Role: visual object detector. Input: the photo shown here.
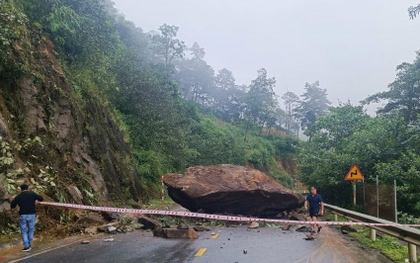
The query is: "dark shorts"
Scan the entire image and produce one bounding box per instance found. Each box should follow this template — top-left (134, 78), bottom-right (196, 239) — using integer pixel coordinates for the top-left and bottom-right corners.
top-left (309, 210), bottom-right (319, 218)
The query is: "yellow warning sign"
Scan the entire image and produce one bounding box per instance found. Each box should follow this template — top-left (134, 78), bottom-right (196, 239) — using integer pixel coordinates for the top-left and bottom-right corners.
top-left (344, 165), bottom-right (364, 181)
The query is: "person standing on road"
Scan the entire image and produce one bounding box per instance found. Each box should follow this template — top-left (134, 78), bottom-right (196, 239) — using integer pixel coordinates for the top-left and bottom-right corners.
top-left (10, 184), bottom-right (44, 252)
top-left (304, 186), bottom-right (324, 234)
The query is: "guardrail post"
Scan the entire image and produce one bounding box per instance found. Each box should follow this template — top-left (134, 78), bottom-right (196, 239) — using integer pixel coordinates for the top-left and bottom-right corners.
top-left (408, 243), bottom-right (417, 263)
top-left (324, 203), bottom-right (420, 260)
top-left (370, 229), bottom-right (376, 241)
top-left (334, 214), bottom-right (338, 222)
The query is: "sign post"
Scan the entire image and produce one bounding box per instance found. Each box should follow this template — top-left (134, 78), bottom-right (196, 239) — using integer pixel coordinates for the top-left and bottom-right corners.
top-left (353, 182), bottom-right (356, 206)
top-left (394, 179), bottom-right (398, 223)
top-left (345, 165), bottom-right (364, 206)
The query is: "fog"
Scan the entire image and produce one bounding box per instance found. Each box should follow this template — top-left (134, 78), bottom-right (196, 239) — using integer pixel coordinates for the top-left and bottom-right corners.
top-left (111, 0), bottom-right (420, 112)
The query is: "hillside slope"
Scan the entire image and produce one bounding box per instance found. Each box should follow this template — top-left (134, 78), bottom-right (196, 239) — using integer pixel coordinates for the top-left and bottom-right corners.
top-left (0, 1), bottom-right (142, 218)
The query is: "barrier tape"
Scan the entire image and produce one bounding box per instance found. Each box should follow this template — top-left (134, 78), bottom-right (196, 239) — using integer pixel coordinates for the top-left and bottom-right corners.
top-left (39, 201), bottom-right (420, 228)
top-left (161, 176), bottom-right (165, 205)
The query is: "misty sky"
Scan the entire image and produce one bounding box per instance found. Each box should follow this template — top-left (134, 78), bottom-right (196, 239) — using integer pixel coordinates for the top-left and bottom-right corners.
top-left (111, 0), bottom-right (420, 113)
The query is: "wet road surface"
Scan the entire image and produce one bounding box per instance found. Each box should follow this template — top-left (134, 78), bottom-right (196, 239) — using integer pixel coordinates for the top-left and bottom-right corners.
top-left (1, 225), bottom-right (392, 263)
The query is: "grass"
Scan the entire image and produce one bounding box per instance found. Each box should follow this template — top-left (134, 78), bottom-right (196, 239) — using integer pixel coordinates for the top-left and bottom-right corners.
top-left (0, 232), bottom-right (20, 244)
top-left (349, 227), bottom-right (410, 263)
top-left (143, 198), bottom-right (175, 209)
top-left (325, 212), bottom-right (418, 263)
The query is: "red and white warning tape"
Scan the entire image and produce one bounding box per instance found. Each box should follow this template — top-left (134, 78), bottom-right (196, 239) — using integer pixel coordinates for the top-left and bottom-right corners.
top-left (39, 201), bottom-right (420, 228)
top-left (161, 176), bottom-right (165, 205)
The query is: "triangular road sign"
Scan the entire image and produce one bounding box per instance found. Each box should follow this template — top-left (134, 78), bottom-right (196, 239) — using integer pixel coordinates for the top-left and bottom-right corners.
top-left (344, 165), bottom-right (364, 181)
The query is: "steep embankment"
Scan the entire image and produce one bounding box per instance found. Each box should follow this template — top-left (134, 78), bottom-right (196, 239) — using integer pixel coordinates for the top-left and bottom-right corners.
top-left (0, 1), bottom-right (142, 229)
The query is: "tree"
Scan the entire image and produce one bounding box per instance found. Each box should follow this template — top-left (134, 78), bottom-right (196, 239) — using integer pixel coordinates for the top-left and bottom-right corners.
top-left (190, 42), bottom-right (205, 60)
top-left (212, 68), bottom-right (245, 121)
top-left (299, 106), bottom-right (420, 208)
top-left (243, 68), bottom-right (278, 141)
top-left (150, 24), bottom-right (186, 69)
top-left (299, 104), bottom-right (370, 206)
top-left (282, 91), bottom-right (300, 136)
top-left (375, 151), bottom-right (420, 216)
top-left (345, 112), bottom-right (418, 176)
top-left (363, 53), bottom-right (420, 123)
top-left (408, 4), bottom-right (420, 19)
top-left (102, 0), bottom-right (118, 17)
top-left (115, 17), bottom-right (151, 65)
top-left (312, 103), bottom-right (370, 149)
top-left (294, 81), bottom-right (331, 140)
top-left (174, 43), bottom-right (214, 104)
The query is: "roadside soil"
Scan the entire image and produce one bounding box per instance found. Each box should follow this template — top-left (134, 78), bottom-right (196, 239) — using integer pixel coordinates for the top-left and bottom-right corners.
top-left (303, 226), bottom-right (393, 263)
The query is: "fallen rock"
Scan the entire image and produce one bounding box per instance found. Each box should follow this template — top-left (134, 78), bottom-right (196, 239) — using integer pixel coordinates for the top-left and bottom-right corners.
top-left (341, 225), bottom-right (357, 233)
top-left (152, 227), bottom-right (164, 237)
top-left (295, 225), bottom-right (312, 232)
top-left (101, 211), bottom-right (119, 222)
top-left (163, 165), bottom-right (305, 218)
top-left (177, 222), bottom-right (189, 230)
top-left (67, 185), bottom-right (83, 204)
top-left (193, 226), bottom-right (211, 232)
top-left (124, 226), bottom-right (134, 232)
top-left (84, 226), bottom-right (98, 235)
top-left (248, 222), bottom-right (259, 229)
top-left (119, 214), bottom-right (138, 225)
top-left (97, 222), bottom-right (119, 233)
top-left (290, 212), bottom-right (308, 221)
top-left (136, 214), bottom-right (164, 237)
top-left (107, 226), bottom-right (117, 234)
top-left (138, 214), bottom-right (162, 230)
top-left (282, 224), bottom-right (292, 231)
top-left (275, 211), bottom-right (289, 219)
top-left (162, 228), bottom-right (198, 239)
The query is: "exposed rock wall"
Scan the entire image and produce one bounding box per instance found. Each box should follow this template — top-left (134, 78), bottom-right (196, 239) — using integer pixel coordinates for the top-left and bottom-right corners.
top-left (0, 23), bottom-right (142, 211)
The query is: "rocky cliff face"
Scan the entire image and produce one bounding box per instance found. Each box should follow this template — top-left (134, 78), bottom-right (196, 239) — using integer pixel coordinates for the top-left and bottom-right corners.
top-left (0, 18), bottom-right (143, 216)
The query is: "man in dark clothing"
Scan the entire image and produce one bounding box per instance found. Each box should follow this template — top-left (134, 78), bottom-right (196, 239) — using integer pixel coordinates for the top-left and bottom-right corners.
top-left (10, 184), bottom-right (44, 252)
top-left (304, 186), bottom-right (324, 234)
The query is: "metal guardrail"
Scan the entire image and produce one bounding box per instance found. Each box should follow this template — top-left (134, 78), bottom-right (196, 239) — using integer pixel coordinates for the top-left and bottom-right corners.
top-left (325, 203), bottom-right (420, 246)
top-left (325, 203), bottom-right (420, 262)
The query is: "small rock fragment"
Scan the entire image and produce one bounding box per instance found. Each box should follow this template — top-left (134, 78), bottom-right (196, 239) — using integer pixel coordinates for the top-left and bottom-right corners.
top-left (84, 227), bottom-right (97, 235)
top-left (282, 224), bottom-right (292, 231)
top-left (108, 226), bottom-right (117, 233)
top-left (295, 226), bottom-right (311, 232)
top-left (193, 226), bottom-right (210, 232)
top-left (248, 222), bottom-right (259, 229)
top-left (341, 225), bottom-right (357, 232)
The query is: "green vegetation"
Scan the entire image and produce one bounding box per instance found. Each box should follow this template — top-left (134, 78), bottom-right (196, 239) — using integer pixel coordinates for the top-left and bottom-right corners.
top-left (350, 227), bottom-right (412, 263)
top-left (324, 213), bottom-right (417, 263)
top-left (0, 0), bottom-right (301, 219)
top-left (3, 0), bottom-right (420, 245)
top-left (298, 52), bottom-right (420, 215)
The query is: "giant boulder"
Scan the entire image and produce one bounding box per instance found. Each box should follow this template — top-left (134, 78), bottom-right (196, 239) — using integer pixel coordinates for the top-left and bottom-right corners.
top-left (163, 164), bottom-right (305, 218)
